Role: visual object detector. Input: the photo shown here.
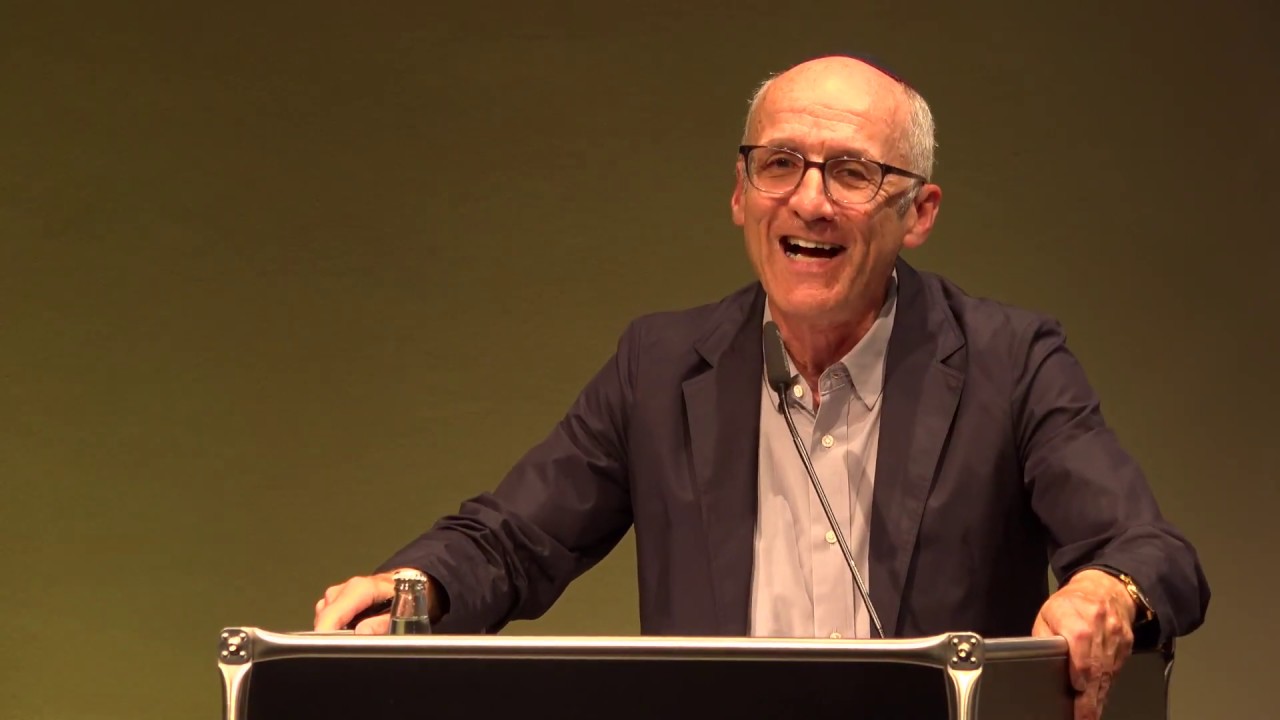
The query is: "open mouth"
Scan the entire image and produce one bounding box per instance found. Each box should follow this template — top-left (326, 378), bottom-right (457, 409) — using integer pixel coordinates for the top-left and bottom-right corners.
top-left (780, 237), bottom-right (845, 260)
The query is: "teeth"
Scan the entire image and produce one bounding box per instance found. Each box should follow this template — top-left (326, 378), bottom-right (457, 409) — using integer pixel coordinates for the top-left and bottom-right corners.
top-left (786, 237), bottom-right (841, 250)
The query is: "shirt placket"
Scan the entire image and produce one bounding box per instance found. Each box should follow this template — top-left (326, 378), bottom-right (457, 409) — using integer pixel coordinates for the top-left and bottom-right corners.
top-left (808, 368), bottom-right (854, 639)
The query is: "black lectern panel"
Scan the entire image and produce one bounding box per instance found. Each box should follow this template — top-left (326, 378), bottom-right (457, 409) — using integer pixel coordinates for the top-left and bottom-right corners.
top-left (246, 655), bottom-right (948, 719)
top-left (972, 656), bottom-right (1075, 720)
top-left (219, 629), bottom-right (1173, 720)
top-left (978, 646), bottom-right (1169, 720)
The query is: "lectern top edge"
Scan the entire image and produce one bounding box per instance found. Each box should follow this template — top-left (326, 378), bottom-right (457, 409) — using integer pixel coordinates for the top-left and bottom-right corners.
top-left (220, 626), bottom-right (1066, 668)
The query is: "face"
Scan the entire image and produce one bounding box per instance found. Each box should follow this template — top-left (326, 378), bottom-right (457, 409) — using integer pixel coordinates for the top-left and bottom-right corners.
top-left (731, 58), bottom-right (940, 326)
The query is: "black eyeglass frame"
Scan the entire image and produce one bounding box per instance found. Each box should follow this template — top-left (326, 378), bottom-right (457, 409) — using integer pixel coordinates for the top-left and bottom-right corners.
top-left (737, 144), bottom-right (929, 205)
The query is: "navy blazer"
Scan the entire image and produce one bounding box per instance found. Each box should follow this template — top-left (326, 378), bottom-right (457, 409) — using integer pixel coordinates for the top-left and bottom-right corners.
top-left (381, 259), bottom-right (1209, 643)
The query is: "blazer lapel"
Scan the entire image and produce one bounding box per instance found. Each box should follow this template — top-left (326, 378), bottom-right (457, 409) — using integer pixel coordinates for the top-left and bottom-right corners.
top-left (683, 285), bottom-right (765, 635)
top-left (870, 260), bottom-right (965, 636)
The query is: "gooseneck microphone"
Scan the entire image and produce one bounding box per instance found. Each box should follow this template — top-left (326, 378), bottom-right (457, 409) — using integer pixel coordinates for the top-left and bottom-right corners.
top-left (763, 321), bottom-right (885, 639)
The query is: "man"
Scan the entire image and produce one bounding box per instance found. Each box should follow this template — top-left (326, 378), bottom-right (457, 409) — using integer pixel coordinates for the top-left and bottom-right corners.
top-left (315, 56), bottom-right (1209, 720)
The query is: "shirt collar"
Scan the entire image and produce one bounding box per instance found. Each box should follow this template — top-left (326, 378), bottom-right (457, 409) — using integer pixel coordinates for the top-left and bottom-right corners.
top-left (762, 270), bottom-right (898, 411)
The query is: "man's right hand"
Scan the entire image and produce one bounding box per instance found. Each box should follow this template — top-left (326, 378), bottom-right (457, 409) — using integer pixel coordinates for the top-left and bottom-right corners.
top-left (313, 571), bottom-right (403, 634)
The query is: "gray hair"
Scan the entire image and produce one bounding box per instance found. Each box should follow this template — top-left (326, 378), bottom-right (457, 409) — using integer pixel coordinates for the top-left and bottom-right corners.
top-left (742, 73), bottom-right (937, 215)
top-left (895, 85), bottom-right (935, 214)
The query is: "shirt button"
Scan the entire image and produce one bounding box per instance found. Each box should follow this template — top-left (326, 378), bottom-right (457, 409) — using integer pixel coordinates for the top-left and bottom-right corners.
top-left (830, 632), bottom-right (842, 639)
top-left (792, 384), bottom-right (804, 399)
top-left (821, 434), bottom-right (834, 448)
top-left (824, 530), bottom-right (837, 544)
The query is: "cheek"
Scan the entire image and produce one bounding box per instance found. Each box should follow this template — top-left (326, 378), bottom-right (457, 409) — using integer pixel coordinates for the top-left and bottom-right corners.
top-left (742, 196), bottom-right (778, 235)
top-left (849, 210), bottom-right (902, 251)
top-left (743, 224), bottom-right (768, 263)
top-left (746, 216), bottom-right (776, 258)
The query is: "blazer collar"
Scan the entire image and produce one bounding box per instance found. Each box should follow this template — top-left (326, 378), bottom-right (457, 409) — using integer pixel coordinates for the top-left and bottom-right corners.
top-left (692, 283), bottom-right (766, 368)
top-left (869, 257), bottom-right (966, 636)
top-left (684, 283), bottom-right (766, 635)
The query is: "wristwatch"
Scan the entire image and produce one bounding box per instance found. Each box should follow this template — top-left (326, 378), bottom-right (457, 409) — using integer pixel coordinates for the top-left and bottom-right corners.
top-left (1115, 572), bottom-right (1156, 625)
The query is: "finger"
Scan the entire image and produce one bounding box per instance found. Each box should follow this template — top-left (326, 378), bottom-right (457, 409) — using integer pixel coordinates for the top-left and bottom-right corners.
top-left (1034, 596), bottom-right (1090, 695)
top-left (1118, 621), bottom-right (1134, 663)
top-left (1111, 599), bottom-right (1135, 667)
top-left (355, 614), bottom-right (391, 635)
top-left (1082, 601), bottom-right (1108, 720)
top-left (313, 582), bottom-right (350, 623)
top-left (1096, 598), bottom-right (1132, 716)
top-left (1062, 602), bottom-right (1095, 694)
top-left (1102, 591), bottom-right (1129, 656)
top-left (1075, 688), bottom-right (1099, 720)
top-left (313, 593), bottom-right (335, 625)
top-left (1031, 612), bottom-right (1052, 638)
top-left (314, 577), bottom-right (384, 631)
top-left (1091, 597), bottom-right (1127, 676)
top-left (324, 581), bottom-right (352, 606)
top-left (314, 595), bottom-right (358, 631)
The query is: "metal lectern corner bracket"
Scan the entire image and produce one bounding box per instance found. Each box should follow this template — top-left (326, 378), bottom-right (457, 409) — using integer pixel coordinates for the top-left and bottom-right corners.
top-left (219, 628), bottom-right (252, 665)
top-left (948, 632), bottom-right (984, 669)
top-left (943, 633), bottom-right (984, 720)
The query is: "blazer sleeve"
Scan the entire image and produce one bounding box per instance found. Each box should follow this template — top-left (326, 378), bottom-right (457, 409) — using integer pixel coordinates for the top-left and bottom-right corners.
top-left (1013, 317), bottom-right (1210, 644)
top-left (375, 321), bottom-right (641, 633)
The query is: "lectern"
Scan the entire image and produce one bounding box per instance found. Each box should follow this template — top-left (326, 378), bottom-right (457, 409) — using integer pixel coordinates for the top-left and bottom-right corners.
top-left (217, 628), bottom-right (1172, 719)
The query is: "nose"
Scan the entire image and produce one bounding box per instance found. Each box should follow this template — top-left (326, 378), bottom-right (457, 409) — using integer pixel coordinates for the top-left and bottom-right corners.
top-left (787, 166), bottom-right (835, 222)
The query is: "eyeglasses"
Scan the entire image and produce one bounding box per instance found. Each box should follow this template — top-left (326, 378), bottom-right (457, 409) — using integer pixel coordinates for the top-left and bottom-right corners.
top-left (738, 145), bottom-right (928, 206)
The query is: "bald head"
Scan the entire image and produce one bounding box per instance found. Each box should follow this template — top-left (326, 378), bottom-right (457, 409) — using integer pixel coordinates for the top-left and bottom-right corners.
top-left (742, 56), bottom-right (935, 181)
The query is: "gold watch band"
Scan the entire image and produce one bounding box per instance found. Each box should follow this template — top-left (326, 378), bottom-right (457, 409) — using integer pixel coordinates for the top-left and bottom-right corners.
top-left (1117, 572), bottom-right (1156, 624)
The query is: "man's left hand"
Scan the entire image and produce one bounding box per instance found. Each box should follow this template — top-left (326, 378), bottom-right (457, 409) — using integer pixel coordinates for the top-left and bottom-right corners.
top-left (1032, 568), bottom-right (1136, 720)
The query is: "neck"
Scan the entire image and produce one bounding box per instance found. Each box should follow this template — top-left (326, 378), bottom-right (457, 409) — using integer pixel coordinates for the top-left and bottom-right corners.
top-left (770, 281), bottom-right (889, 394)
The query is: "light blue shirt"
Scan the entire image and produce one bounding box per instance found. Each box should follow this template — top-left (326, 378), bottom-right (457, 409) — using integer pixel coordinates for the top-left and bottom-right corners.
top-left (749, 277), bottom-right (898, 639)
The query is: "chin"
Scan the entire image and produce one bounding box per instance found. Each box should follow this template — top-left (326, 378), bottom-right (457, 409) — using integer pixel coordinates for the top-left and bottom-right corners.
top-left (771, 290), bottom-right (849, 323)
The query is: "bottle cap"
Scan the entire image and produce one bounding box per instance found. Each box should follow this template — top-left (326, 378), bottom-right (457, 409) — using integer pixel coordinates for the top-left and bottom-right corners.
top-left (392, 569), bottom-right (428, 585)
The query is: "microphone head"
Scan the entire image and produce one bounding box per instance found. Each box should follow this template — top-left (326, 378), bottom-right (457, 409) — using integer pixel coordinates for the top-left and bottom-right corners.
top-left (762, 321), bottom-right (793, 393)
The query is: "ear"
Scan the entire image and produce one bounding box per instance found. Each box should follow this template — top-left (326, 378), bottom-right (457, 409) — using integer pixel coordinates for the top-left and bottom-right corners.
top-left (901, 183), bottom-right (942, 250)
top-left (731, 161), bottom-right (746, 227)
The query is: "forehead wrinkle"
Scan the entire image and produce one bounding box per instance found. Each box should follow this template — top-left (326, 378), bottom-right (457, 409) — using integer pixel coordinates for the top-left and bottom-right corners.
top-left (797, 102), bottom-right (871, 125)
top-left (758, 109), bottom-right (882, 160)
top-left (753, 108), bottom-right (870, 140)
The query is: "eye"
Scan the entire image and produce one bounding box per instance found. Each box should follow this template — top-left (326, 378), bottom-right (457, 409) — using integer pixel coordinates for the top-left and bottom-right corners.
top-left (755, 150), bottom-right (802, 175)
top-left (828, 159), bottom-right (876, 186)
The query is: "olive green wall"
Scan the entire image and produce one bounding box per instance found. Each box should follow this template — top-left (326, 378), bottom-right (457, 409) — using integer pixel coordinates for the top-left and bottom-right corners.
top-left (1, 2), bottom-right (1274, 718)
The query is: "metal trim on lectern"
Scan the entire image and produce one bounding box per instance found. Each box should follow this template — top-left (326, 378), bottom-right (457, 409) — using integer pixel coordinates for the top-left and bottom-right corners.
top-left (217, 628), bottom-right (1173, 719)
